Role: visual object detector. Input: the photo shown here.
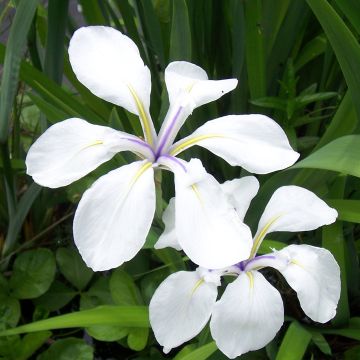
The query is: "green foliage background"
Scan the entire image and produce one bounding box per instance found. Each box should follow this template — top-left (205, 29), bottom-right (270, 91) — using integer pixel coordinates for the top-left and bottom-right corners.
top-left (0, 0), bottom-right (360, 358)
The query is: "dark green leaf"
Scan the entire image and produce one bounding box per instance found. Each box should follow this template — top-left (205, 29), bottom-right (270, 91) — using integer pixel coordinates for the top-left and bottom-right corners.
top-left (56, 247), bottom-right (93, 290)
top-left (37, 337), bottom-right (93, 360)
top-left (9, 249), bottom-right (56, 299)
top-left (169, 0), bottom-right (191, 61)
top-left (307, 0), bottom-right (360, 120)
top-left (34, 281), bottom-right (77, 312)
top-left (276, 321), bottom-right (312, 360)
top-left (0, 0), bottom-right (39, 143)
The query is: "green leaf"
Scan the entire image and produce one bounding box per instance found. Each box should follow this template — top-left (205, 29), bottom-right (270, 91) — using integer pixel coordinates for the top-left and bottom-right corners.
top-left (34, 281), bottom-right (77, 312)
top-left (110, 269), bottom-right (143, 306)
top-left (0, 0), bottom-right (39, 143)
top-left (334, 0), bottom-right (360, 36)
top-left (109, 269), bottom-right (149, 350)
top-left (0, 44), bottom-right (106, 125)
top-left (306, 0), bottom-right (360, 121)
top-left (174, 342), bottom-right (217, 360)
top-left (0, 296), bottom-right (20, 329)
top-left (0, 305), bottom-right (149, 336)
top-left (85, 324), bottom-right (128, 342)
top-left (276, 321), bottom-right (312, 360)
top-left (44, 0), bottom-right (69, 84)
top-left (327, 200), bottom-right (360, 223)
top-left (3, 182), bottom-right (41, 256)
top-left (244, 0), bottom-right (266, 99)
top-left (311, 332), bottom-right (332, 356)
top-left (80, 277), bottom-right (128, 342)
top-left (169, 0), bottom-right (191, 61)
top-left (17, 331), bottom-right (51, 360)
top-left (292, 135), bottom-right (360, 177)
top-left (258, 239), bottom-right (286, 255)
top-left (321, 317), bottom-right (360, 340)
top-left (294, 35), bottom-right (327, 71)
top-left (9, 249), bottom-right (56, 299)
top-left (127, 327), bottom-right (149, 351)
top-left (315, 91), bottom-right (357, 150)
top-left (56, 247), bottom-right (93, 290)
top-left (37, 338), bottom-right (93, 360)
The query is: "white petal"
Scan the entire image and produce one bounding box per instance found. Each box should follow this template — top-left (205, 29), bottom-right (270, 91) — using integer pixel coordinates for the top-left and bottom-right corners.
top-left (26, 118), bottom-right (151, 188)
top-left (255, 186), bottom-right (338, 240)
top-left (154, 198), bottom-right (182, 251)
top-left (155, 62), bottom-right (237, 156)
top-left (221, 176), bottom-right (259, 221)
top-left (273, 244), bottom-right (340, 323)
top-left (173, 159), bottom-right (253, 269)
top-left (170, 114), bottom-right (299, 174)
top-left (69, 26), bottom-right (156, 144)
top-left (210, 271), bottom-right (284, 359)
top-left (149, 270), bottom-right (218, 352)
top-left (69, 26), bottom-right (151, 116)
top-left (165, 61), bottom-right (237, 109)
top-left (73, 160), bottom-right (155, 271)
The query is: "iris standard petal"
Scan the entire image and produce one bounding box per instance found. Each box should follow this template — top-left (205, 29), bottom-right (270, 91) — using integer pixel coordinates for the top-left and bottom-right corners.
top-left (26, 118), bottom-right (151, 188)
top-left (73, 160), bottom-right (155, 271)
top-left (220, 176), bottom-right (260, 221)
top-left (154, 198), bottom-right (182, 250)
top-left (165, 61), bottom-right (237, 109)
top-left (210, 271), bottom-right (284, 359)
top-left (149, 270), bottom-right (218, 353)
top-left (172, 159), bottom-right (253, 269)
top-left (255, 185), bottom-right (338, 240)
top-left (273, 244), bottom-right (340, 323)
top-left (69, 26), bottom-right (156, 145)
top-left (155, 62), bottom-right (237, 156)
top-left (170, 114), bottom-right (299, 173)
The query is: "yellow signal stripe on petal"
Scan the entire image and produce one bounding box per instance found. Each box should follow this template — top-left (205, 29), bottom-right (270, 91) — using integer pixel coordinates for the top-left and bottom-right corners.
top-left (191, 278), bottom-right (204, 296)
top-left (246, 272), bottom-right (254, 290)
top-left (81, 140), bottom-right (104, 151)
top-left (191, 184), bottom-right (203, 204)
top-left (128, 85), bottom-right (154, 146)
top-left (250, 215), bottom-right (283, 259)
top-left (170, 134), bottom-right (224, 156)
top-left (290, 259), bottom-right (306, 270)
top-left (129, 161), bottom-right (153, 188)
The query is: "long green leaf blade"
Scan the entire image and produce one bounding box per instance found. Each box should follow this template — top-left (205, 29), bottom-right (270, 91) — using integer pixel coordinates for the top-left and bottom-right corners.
top-left (0, 0), bottom-right (39, 143)
top-left (0, 305), bottom-right (149, 336)
top-left (307, 0), bottom-right (360, 120)
top-left (276, 321), bottom-right (312, 360)
top-left (292, 135), bottom-right (360, 177)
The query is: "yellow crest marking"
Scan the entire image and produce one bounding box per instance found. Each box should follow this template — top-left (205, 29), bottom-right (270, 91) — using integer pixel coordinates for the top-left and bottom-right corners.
top-left (191, 278), bottom-right (205, 296)
top-left (250, 214), bottom-right (283, 258)
top-left (80, 140), bottom-right (103, 151)
top-left (128, 85), bottom-right (154, 146)
top-left (170, 134), bottom-right (224, 156)
top-left (246, 272), bottom-right (254, 290)
top-left (129, 161), bottom-right (153, 188)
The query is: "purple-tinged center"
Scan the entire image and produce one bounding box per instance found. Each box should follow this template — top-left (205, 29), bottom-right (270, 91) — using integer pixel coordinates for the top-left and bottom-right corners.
top-left (235, 255), bottom-right (277, 272)
top-left (155, 106), bottom-right (183, 158)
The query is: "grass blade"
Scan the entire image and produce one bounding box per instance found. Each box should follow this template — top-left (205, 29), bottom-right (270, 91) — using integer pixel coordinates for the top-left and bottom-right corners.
top-left (292, 135), bottom-right (360, 177)
top-left (307, 0), bottom-right (360, 121)
top-left (0, 0), bottom-right (39, 143)
top-left (0, 305), bottom-right (149, 336)
top-left (169, 0), bottom-right (191, 61)
top-left (276, 321), bottom-right (312, 360)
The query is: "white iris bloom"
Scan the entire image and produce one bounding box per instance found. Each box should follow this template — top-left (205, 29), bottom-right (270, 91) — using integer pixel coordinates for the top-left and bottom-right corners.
top-left (26, 26), bottom-right (299, 271)
top-left (151, 179), bottom-right (340, 358)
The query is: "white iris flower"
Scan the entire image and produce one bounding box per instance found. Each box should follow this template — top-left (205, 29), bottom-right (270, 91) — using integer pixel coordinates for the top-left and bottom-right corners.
top-left (151, 178), bottom-right (340, 358)
top-left (26, 26), bottom-right (299, 271)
